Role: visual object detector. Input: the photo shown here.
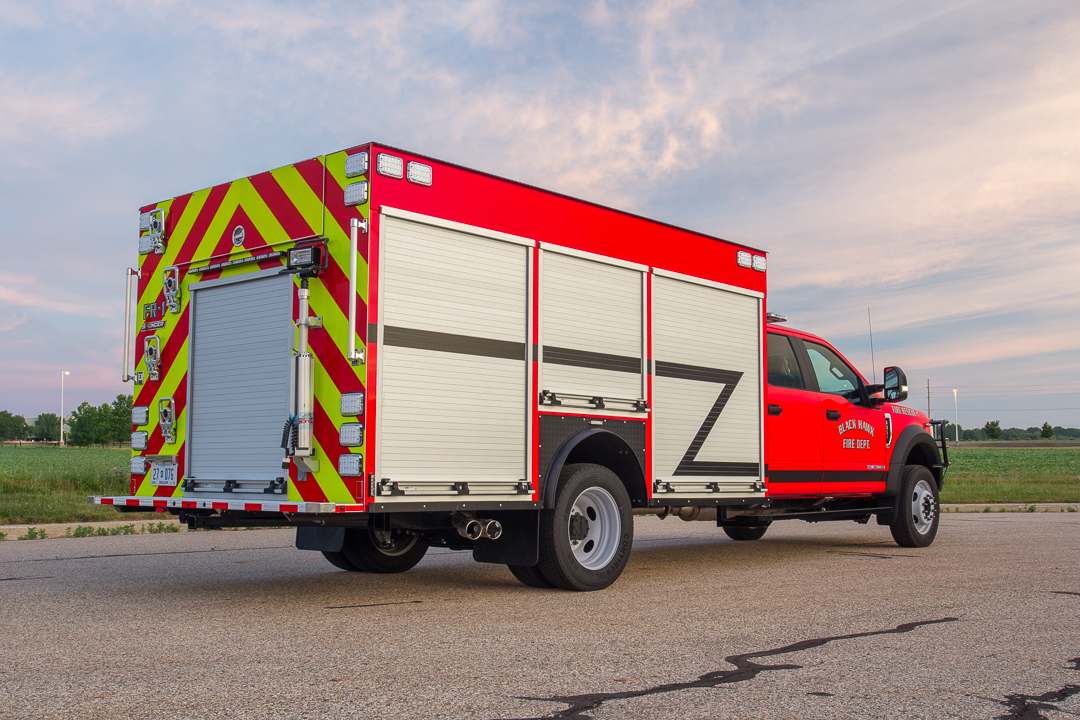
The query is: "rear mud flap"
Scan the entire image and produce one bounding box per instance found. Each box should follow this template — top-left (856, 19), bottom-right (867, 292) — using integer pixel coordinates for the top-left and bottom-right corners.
top-left (296, 526), bottom-right (345, 552)
top-left (473, 510), bottom-right (539, 566)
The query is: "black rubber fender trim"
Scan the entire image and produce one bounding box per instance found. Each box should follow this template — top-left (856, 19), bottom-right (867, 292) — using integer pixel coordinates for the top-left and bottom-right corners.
top-left (541, 429), bottom-right (608, 509)
top-left (882, 425), bottom-right (942, 497)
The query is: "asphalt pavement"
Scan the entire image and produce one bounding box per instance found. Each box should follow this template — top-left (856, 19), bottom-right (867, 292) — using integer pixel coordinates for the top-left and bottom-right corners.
top-left (1, 513), bottom-right (1078, 719)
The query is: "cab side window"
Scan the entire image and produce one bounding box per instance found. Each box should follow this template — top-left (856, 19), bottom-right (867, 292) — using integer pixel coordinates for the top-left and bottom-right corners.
top-left (804, 341), bottom-right (861, 398)
top-left (767, 333), bottom-right (805, 389)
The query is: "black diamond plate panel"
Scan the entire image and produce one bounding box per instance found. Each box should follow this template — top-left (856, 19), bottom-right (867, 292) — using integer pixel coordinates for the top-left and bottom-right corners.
top-left (538, 414), bottom-right (646, 482)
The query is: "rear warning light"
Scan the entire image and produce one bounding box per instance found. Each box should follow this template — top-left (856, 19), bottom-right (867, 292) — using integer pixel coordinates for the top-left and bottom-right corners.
top-left (131, 431), bottom-right (148, 451)
top-left (343, 181), bottom-right (368, 207)
top-left (345, 152), bottom-right (369, 178)
top-left (737, 251), bottom-right (752, 268)
top-left (340, 392), bottom-right (364, 416)
top-left (339, 423), bottom-right (363, 447)
top-left (376, 153), bottom-right (404, 179)
top-left (132, 406), bottom-right (149, 425)
top-left (139, 212), bottom-right (152, 231)
top-left (338, 454), bottom-right (363, 477)
top-left (752, 255), bottom-right (767, 272)
top-left (130, 457), bottom-right (148, 476)
top-left (406, 161), bottom-right (432, 186)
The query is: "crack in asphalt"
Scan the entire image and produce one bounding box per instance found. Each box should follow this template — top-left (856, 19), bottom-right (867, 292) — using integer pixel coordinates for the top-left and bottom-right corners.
top-left (994, 658), bottom-right (1080, 720)
top-left (0, 576), bottom-right (54, 582)
top-left (325, 600), bottom-right (423, 610)
top-left (827, 551), bottom-right (918, 559)
top-left (500, 617), bottom-right (958, 720)
top-left (0, 546), bottom-right (291, 564)
top-left (1052, 591), bottom-right (1080, 597)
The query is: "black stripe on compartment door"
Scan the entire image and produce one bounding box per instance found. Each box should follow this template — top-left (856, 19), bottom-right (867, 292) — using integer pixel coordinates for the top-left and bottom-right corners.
top-left (542, 346), bottom-right (641, 374)
top-left (383, 326), bottom-right (526, 361)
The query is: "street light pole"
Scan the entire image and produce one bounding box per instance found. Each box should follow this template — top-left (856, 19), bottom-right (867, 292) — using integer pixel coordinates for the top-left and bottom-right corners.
top-left (953, 389), bottom-right (959, 444)
top-left (60, 371), bottom-right (70, 447)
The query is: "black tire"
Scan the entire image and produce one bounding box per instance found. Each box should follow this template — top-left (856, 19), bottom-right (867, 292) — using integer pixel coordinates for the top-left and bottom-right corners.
top-left (507, 564), bottom-right (555, 588)
top-left (890, 464), bottom-right (940, 548)
top-left (537, 463), bottom-right (633, 592)
top-left (723, 524), bottom-right (769, 541)
top-left (322, 550), bottom-right (362, 571)
top-left (341, 527), bottom-right (429, 573)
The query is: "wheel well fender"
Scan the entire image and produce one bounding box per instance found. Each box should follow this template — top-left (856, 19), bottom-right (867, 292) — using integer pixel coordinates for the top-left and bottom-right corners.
top-left (541, 429), bottom-right (647, 509)
top-left (883, 425), bottom-right (942, 496)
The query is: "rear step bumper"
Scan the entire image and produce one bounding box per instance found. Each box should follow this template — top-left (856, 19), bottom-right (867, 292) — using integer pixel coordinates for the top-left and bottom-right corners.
top-left (89, 496), bottom-right (365, 514)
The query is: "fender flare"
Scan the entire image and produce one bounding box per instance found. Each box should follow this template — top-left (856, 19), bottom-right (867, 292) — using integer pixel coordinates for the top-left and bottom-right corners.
top-left (883, 424), bottom-right (942, 497)
top-left (541, 429), bottom-right (641, 509)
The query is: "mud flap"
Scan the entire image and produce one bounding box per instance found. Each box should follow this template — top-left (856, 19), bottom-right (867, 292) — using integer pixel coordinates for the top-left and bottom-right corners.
top-left (296, 526), bottom-right (345, 552)
top-left (473, 510), bottom-right (539, 566)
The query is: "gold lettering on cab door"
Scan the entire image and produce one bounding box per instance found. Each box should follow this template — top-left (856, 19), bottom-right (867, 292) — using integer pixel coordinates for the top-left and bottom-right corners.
top-left (837, 419), bottom-right (874, 449)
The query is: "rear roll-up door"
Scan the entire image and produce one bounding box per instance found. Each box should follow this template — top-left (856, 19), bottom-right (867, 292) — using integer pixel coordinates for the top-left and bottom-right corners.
top-left (375, 212), bottom-right (532, 500)
top-left (652, 273), bottom-right (764, 498)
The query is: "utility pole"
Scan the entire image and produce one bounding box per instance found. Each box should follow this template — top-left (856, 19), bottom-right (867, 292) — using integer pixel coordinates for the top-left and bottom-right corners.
top-left (60, 371), bottom-right (70, 447)
top-left (926, 379), bottom-right (931, 418)
top-left (953, 389), bottom-right (959, 444)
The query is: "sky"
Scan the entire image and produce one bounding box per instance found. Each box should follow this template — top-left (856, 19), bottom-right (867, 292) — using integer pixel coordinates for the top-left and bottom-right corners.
top-left (1, 0), bottom-right (1078, 430)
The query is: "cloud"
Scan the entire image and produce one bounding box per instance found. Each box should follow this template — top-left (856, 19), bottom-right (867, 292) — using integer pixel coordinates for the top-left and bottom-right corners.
top-left (0, 311), bottom-right (27, 333)
top-left (0, 274), bottom-right (118, 318)
top-left (0, 74), bottom-right (143, 148)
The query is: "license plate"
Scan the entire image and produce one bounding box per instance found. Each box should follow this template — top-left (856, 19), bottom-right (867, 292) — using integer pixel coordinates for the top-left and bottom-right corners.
top-left (150, 462), bottom-right (179, 487)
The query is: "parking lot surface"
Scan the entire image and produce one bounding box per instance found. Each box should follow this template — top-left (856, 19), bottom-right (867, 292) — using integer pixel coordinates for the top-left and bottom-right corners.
top-left (1, 513), bottom-right (1078, 719)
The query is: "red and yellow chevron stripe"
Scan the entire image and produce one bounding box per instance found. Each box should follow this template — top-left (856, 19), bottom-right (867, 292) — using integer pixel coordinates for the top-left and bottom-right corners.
top-left (132, 151), bottom-right (370, 506)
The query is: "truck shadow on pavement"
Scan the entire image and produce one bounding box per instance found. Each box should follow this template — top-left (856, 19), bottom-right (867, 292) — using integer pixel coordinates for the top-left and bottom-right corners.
top-left (496, 617), bottom-right (959, 720)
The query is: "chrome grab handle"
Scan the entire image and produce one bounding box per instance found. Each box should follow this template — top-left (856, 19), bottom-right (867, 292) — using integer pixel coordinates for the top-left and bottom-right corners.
top-left (122, 268), bottom-right (140, 382)
top-left (347, 217), bottom-right (368, 366)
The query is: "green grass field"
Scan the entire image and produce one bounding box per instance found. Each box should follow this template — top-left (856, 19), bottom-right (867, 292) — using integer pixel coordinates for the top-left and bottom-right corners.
top-left (2, 444), bottom-right (1078, 526)
top-left (940, 446), bottom-right (1080, 504)
top-left (0, 445), bottom-right (159, 525)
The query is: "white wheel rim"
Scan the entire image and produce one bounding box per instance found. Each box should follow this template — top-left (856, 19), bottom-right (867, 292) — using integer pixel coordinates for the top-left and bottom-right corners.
top-left (376, 532), bottom-right (418, 557)
top-left (568, 486), bottom-right (621, 570)
top-left (910, 479), bottom-right (937, 535)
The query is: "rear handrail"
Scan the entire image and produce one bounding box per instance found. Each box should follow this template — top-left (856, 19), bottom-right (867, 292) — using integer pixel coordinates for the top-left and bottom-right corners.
top-left (347, 218), bottom-right (367, 366)
top-left (122, 268), bottom-right (140, 382)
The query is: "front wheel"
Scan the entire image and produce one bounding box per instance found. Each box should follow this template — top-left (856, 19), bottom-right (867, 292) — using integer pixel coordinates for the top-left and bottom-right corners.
top-left (537, 463), bottom-right (633, 591)
top-left (890, 465), bottom-right (940, 548)
top-left (340, 527), bottom-right (429, 573)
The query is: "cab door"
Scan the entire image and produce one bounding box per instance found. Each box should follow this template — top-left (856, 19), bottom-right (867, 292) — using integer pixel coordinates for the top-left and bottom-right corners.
top-left (765, 333), bottom-right (822, 495)
top-left (801, 340), bottom-right (887, 495)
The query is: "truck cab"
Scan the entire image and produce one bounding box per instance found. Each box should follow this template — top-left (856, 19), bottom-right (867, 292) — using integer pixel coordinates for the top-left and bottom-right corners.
top-left (765, 320), bottom-right (945, 546)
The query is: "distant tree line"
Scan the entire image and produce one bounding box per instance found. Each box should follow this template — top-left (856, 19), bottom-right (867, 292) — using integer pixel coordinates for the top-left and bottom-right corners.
top-left (0, 395), bottom-right (134, 445)
top-left (941, 421), bottom-right (1079, 442)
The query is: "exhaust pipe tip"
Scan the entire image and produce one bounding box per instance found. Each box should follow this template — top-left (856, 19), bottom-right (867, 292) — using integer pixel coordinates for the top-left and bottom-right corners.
top-left (452, 514), bottom-right (484, 540)
top-left (481, 519), bottom-right (503, 540)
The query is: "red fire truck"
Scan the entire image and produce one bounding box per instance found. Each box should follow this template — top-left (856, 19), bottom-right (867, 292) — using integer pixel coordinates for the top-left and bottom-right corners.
top-left (94, 142), bottom-right (946, 590)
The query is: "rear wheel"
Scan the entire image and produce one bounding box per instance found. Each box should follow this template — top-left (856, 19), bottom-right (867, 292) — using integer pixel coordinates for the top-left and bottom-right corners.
top-left (890, 464), bottom-right (939, 548)
top-left (341, 527), bottom-right (429, 573)
top-left (537, 463), bottom-right (633, 592)
top-left (723, 524), bottom-right (769, 541)
top-left (507, 564), bottom-right (555, 588)
top-left (322, 550), bottom-right (361, 571)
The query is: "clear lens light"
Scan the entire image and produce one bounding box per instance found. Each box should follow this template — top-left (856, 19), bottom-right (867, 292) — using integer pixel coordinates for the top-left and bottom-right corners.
top-left (345, 152), bottom-right (369, 178)
top-left (339, 423), bottom-right (363, 447)
top-left (132, 406), bottom-right (149, 426)
top-left (139, 212), bottom-right (152, 231)
top-left (376, 153), bottom-right (404, 179)
top-left (752, 255), bottom-right (767, 272)
top-left (131, 431), bottom-right (148, 451)
top-left (340, 393), bottom-right (364, 416)
top-left (338, 454), bottom-right (363, 477)
top-left (406, 162), bottom-right (432, 186)
top-left (343, 181), bottom-right (368, 207)
top-left (130, 457), bottom-right (148, 476)
top-left (736, 251), bottom-right (752, 268)
top-left (138, 237), bottom-right (154, 255)
top-left (290, 247), bottom-right (314, 265)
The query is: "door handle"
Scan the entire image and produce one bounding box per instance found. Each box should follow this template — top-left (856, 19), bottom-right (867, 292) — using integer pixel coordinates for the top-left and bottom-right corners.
top-left (826, 409), bottom-right (841, 421)
top-left (768, 404), bottom-right (783, 416)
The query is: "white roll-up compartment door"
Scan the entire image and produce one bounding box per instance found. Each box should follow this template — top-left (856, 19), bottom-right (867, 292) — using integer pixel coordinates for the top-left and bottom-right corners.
top-left (186, 272), bottom-right (293, 492)
top-left (376, 214), bottom-right (531, 500)
top-left (540, 250), bottom-right (646, 413)
top-left (652, 274), bottom-right (764, 498)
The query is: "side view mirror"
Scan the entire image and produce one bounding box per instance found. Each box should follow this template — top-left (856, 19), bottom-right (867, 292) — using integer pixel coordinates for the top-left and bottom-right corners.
top-left (883, 366), bottom-right (908, 403)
